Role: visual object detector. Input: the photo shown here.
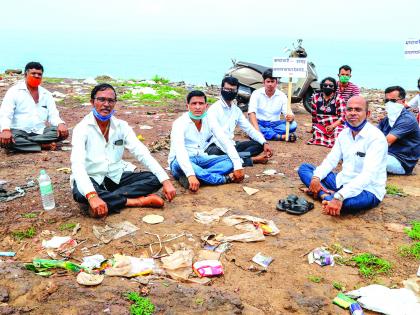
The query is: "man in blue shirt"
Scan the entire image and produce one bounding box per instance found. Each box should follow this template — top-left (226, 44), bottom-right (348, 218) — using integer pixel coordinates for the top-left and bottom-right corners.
top-left (378, 86), bottom-right (420, 175)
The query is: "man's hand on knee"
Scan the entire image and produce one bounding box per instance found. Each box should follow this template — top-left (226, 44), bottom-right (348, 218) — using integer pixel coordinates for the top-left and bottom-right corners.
top-left (321, 199), bottom-right (342, 216)
top-left (57, 123), bottom-right (69, 139)
top-left (162, 180), bottom-right (176, 201)
top-left (88, 196), bottom-right (108, 217)
top-left (188, 176), bottom-right (200, 192)
top-left (0, 130), bottom-right (14, 147)
top-left (232, 169), bottom-right (245, 183)
top-left (308, 176), bottom-right (330, 199)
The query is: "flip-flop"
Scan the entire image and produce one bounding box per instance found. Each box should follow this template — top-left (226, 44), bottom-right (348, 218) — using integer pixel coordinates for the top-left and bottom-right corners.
top-left (286, 198), bottom-right (314, 215)
top-left (276, 194), bottom-right (299, 211)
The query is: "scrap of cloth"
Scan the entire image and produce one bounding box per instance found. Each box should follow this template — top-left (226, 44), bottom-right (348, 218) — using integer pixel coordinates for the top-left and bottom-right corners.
top-left (0, 180), bottom-right (36, 202)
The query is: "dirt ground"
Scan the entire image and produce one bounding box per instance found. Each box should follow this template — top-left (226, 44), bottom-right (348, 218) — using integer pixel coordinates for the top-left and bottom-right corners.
top-left (0, 79), bottom-right (419, 315)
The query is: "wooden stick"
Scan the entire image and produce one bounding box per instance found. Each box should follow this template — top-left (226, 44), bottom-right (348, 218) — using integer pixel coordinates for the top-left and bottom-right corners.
top-left (285, 77), bottom-right (293, 141)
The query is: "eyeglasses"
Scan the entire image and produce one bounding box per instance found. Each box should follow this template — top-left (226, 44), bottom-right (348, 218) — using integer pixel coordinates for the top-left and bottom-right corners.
top-left (222, 87), bottom-right (238, 93)
top-left (384, 98), bottom-right (402, 103)
top-left (322, 84), bottom-right (335, 88)
top-left (95, 97), bottom-right (117, 105)
top-left (346, 107), bottom-right (364, 113)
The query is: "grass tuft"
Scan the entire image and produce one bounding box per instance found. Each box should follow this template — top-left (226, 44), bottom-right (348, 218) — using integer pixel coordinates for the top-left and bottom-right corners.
top-left (385, 184), bottom-right (405, 196)
top-left (124, 291), bottom-right (155, 315)
top-left (308, 275), bottom-right (323, 283)
top-left (59, 223), bottom-right (77, 231)
top-left (351, 253), bottom-right (391, 277)
top-left (11, 227), bottom-right (36, 240)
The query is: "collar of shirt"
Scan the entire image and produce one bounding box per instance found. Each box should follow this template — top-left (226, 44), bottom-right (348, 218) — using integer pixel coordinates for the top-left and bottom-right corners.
top-left (16, 80), bottom-right (48, 97)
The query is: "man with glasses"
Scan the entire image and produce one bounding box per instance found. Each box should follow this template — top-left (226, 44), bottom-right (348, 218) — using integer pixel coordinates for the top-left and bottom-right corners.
top-left (297, 96), bottom-right (388, 216)
top-left (378, 86), bottom-right (420, 175)
top-left (71, 83), bottom-right (176, 218)
top-left (248, 69), bottom-right (297, 142)
top-left (0, 62), bottom-right (68, 151)
top-left (205, 76), bottom-right (273, 166)
top-left (169, 90), bottom-right (244, 192)
top-left (337, 65), bottom-right (360, 103)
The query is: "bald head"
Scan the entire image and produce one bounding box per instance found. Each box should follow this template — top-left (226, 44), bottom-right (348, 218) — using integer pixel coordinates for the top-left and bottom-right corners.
top-left (347, 95), bottom-right (368, 112)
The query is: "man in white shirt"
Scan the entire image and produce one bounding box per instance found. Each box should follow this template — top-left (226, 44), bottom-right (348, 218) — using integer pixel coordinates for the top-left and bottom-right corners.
top-left (297, 96), bottom-right (388, 216)
top-left (71, 83), bottom-right (176, 218)
top-left (0, 62), bottom-right (68, 152)
top-left (168, 90), bottom-right (245, 192)
top-left (248, 68), bottom-right (297, 142)
top-left (407, 77), bottom-right (420, 125)
top-left (205, 76), bottom-right (273, 166)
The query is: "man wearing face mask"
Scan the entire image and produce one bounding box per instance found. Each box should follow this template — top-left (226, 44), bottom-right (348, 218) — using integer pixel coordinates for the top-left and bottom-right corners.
top-left (71, 83), bottom-right (176, 218)
top-left (337, 65), bottom-right (360, 103)
top-left (0, 62), bottom-right (68, 152)
top-left (298, 96), bottom-right (388, 216)
top-left (378, 86), bottom-right (420, 175)
top-left (205, 76), bottom-right (273, 166)
top-left (169, 90), bottom-right (244, 192)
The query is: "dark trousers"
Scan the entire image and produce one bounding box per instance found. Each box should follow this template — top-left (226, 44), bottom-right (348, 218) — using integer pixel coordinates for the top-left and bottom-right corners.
top-left (297, 163), bottom-right (381, 213)
top-left (72, 171), bottom-right (162, 214)
top-left (205, 140), bottom-right (263, 167)
top-left (11, 127), bottom-right (61, 152)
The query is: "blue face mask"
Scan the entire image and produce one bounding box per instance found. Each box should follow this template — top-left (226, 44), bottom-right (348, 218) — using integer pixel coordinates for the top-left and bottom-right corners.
top-left (92, 108), bottom-right (115, 121)
top-left (188, 111), bottom-right (207, 120)
top-left (345, 119), bottom-right (367, 132)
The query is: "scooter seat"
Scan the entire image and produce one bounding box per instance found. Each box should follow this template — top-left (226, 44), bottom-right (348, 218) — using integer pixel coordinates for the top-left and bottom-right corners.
top-left (235, 61), bottom-right (270, 75)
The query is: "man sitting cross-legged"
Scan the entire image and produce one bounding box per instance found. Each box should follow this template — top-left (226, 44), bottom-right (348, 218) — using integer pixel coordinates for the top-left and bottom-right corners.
top-left (297, 96), bottom-right (388, 216)
top-left (168, 90), bottom-right (245, 192)
top-left (71, 83), bottom-right (176, 218)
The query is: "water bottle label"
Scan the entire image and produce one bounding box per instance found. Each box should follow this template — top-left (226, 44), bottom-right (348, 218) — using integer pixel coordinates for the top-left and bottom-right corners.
top-left (40, 184), bottom-right (53, 195)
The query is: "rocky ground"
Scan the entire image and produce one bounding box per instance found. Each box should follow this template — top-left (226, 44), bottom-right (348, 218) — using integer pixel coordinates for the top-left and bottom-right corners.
top-left (0, 75), bottom-right (418, 315)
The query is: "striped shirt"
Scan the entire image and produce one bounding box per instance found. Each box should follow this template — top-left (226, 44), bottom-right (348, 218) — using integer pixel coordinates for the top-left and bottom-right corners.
top-left (337, 82), bottom-right (360, 103)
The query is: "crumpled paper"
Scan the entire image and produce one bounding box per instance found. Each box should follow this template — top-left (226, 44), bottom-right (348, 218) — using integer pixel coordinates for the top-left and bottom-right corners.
top-left (194, 208), bottom-right (230, 224)
top-left (93, 221), bottom-right (139, 244)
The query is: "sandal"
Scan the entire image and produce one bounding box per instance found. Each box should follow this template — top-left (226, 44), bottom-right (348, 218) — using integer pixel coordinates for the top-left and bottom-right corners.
top-left (286, 198), bottom-right (314, 215)
top-left (276, 194), bottom-right (299, 211)
top-left (275, 133), bottom-right (297, 142)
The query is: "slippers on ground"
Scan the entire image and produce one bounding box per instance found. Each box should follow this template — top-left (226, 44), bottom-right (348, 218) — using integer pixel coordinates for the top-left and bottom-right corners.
top-left (276, 195), bottom-right (314, 215)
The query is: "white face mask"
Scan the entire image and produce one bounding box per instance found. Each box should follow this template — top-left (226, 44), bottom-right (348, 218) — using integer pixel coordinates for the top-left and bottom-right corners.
top-left (385, 101), bottom-right (404, 127)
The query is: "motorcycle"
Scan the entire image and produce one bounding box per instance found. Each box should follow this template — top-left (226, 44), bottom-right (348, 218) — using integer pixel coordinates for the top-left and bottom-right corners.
top-left (225, 39), bottom-right (319, 113)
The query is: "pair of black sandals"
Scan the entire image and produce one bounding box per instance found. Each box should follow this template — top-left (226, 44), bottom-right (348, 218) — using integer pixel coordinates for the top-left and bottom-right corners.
top-left (276, 194), bottom-right (314, 215)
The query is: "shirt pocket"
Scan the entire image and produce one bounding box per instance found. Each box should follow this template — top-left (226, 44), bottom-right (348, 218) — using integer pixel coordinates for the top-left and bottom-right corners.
top-left (111, 138), bottom-right (125, 162)
top-left (38, 105), bottom-right (49, 121)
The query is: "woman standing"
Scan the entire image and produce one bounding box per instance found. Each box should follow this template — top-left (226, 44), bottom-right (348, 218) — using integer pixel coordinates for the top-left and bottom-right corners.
top-left (307, 77), bottom-right (346, 148)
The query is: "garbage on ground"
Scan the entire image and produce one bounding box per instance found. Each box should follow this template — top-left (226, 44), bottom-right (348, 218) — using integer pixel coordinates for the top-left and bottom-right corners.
top-left (137, 134), bottom-right (145, 141)
top-left (56, 167), bottom-right (71, 174)
top-left (262, 169), bottom-right (277, 176)
top-left (308, 247), bottom-right (335, 266)
top-left (197, 249), bottom-right (221, 261)
top-left (216, 230), bottom-right (265, 243)
top-left (42, 236), bottom-right (72, 249)
top-left (0, 180), bottom-right (36, 202)
top-left (52, 91), bottom-right (67, 98)
top-left (346, 284), bottom-right (420, 315)
top-left (193, 260), bottom-right (223, 277)
top-left (0, 252), bottom-right (15, 257)
top-left (81, 254), bottom-right (105, 270)
top-left (76, 272), bottom-right (104, 286)
top-left (142, 214), bottom-right (164, 224)
top-left (83, 78), bottom-right (97, 85)
top-left (26, 258), bottom-right (86, 277)
top-left (161, 249), bottom-right (193, 281)
top-left (132, 87), bottom-right (156, 95)
top-left (403, 277), bottom-right (420, 296)
top-left (194, 208), bottom-right (230, 224)
top-left (139, 125), bottom-right (153, 130)
top-left (333, 292), bottom-right (357, 309)
top-left (204, 242), bottom-right (231, 253)
top-left (349, 303), bottom-right (365, 315)
top-left (222, 214), bottom-right (280, 236)
top-left (242, 186), bottom-right (259, 196)
top-left (105, 254), bottom-right (156, 277)
top-left (92, 221), bottom-right (139, 244)
top-left (252, 252), bottom-right (273, 268)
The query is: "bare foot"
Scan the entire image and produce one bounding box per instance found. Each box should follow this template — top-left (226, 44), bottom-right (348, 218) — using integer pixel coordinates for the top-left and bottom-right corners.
top-left (41, 142), bottom-right (57, 151)
top-left (252, 154), bottom-right (269, 164)
top-left (126, 194), bottom-right (164, 208)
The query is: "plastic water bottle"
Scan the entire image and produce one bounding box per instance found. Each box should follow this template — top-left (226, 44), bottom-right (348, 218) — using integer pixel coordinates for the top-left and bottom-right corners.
top-left (38, 169), bottom-right (55, 210)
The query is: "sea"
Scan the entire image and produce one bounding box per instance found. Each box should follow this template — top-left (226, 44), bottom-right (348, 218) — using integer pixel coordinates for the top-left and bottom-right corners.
top-left (1, 32), bottom-right (419, 90)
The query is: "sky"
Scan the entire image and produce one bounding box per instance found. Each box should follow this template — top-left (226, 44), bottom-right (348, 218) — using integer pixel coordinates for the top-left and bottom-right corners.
top-left (1, 0), bottom-right (418, 40)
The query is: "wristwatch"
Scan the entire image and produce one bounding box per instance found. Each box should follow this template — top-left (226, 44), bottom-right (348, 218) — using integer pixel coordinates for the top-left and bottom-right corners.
top-left (333, 192), bottom-right (344, 202)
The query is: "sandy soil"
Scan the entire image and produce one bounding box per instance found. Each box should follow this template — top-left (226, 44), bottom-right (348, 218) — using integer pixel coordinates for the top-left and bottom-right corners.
top-left (0, 78), bottom-right (419, 314)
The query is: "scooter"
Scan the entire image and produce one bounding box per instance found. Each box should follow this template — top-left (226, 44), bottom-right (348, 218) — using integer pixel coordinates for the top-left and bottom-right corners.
top-left (225, 39), bottom-right (319, 113)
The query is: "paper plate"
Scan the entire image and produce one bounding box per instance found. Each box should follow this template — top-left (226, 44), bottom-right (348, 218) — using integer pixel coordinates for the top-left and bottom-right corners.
top-left (76, 272), bottom-right (104, 286)
top-left (142, 214), bottom-right (164, 224)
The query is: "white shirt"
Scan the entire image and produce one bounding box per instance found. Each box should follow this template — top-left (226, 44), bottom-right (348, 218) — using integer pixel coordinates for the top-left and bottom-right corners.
top-left (313, 122), bottom-right (388, 201)
top-left (168, 112), bottom-right (243, 177)
top-left (206, 98), bottom-right (266, 149)
top-left (248, 87), bottom-right (290, 121)
top-left (71, 113), bottom-right (169, 197)
top-left (0, 81), bottom-right (64, 133)
top-left (408, 94), bottom-right (419, 110)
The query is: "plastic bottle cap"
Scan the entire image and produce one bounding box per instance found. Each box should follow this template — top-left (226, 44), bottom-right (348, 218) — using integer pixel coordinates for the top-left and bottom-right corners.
top-left (40, 169), bottom-right (46, 175)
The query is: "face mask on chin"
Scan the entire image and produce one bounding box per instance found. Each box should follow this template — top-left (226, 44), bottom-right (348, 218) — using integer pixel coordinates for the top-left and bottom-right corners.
top-left (26, 76), bottom-right (42, 88)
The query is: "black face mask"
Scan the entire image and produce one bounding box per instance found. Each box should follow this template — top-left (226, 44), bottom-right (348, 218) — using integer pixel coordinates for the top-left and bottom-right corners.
top-left (322, 87), bottom-right (334, 96)
top-left (418, 85), bottom-right (420, 90)
top-left (221, 90), bottom-right (237, 101)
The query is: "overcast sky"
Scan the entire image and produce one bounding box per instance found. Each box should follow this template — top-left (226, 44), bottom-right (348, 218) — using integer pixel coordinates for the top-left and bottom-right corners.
top-left (1, 0), bottom-right (418, 40)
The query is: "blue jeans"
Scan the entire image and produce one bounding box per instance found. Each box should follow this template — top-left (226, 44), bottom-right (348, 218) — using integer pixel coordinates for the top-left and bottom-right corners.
top-left (257, 119), bottom-right (298, 140)
top-left (386, 154), bottom-right (406, 175)
top-left (297, 163), bottom-right (380, 213)
top-left (170, 155), bottom-right (233, 185)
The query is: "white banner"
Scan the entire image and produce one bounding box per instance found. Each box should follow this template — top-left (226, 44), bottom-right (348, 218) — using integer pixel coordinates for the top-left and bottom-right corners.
top-left (273, 57), bottom-right (307, 78)
top-left (404, 38), bottom-right (420, 59)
